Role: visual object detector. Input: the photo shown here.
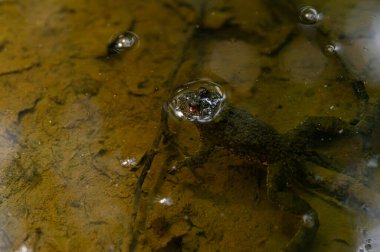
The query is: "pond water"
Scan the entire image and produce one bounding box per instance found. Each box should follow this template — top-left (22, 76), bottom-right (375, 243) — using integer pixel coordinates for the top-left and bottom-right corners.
top-left (1, 0), bottom-right (380, 251)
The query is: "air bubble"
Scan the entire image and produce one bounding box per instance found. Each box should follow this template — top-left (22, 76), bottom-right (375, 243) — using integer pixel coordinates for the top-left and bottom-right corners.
top-left (107, 31), bottom-right (139, 56)
top-left (168, 80), bottom-right (226, 123)
top-left (365, 244), bottom-right (372, 250)
top-left (302, 213), bottom-right (316, 228)
top-left (324, 43), bottom-right (339, 55)
top-left (299, 6), bottom-right (321, 25)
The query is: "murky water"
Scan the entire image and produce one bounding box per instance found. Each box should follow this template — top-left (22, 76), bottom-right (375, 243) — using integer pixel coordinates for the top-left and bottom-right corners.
top-left (2, 0), bottom-right (380, 251)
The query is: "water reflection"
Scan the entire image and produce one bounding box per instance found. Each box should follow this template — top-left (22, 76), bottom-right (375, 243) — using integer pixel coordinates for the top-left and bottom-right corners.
top-left (207, 40), bottom-right (260, 94)
top-left (340, 1), bottom-right (380, 82)
top-left (15, 245), bottom-right (32, 252)
top-left (154, 196), bottom-right (174, 206)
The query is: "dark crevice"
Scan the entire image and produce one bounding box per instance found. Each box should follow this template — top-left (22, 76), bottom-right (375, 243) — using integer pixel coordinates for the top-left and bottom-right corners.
top-left (17, 97), bottom-right (42, 124)
top-left (0, 62), bottom-right (40, 77)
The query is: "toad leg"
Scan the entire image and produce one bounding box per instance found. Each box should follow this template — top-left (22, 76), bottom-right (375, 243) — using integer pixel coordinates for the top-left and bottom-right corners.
top-left (285, 116), bottom-right (357, 148)
top-left (354, 98), bottom-right (380, 136)
top-left (287, 98), bottom-right (380, 146)
top-left (284, 116), bottom-right (359, 169)
top-left (305, 165), bottom-right (380, 218)
top-left (168, 142), bottom-right (214, 173)
top-left (267, 162), bottom-right (319, 252)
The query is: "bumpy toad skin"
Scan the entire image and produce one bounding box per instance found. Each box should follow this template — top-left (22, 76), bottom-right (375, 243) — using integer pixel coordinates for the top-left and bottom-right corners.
top-left (168, 81), bottom-right (379, 252)
top-left (197, 105), bottom-right (287, 162)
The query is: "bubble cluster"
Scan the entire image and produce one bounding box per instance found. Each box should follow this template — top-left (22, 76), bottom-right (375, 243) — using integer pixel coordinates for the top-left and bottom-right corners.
top-left (358, 238), bottom-right (375, 252)
top-left (107, 31), bottom-right (139, 55)
top-left (357, 229), bottom-right (380, 252)
top-left (168, 80), bottom-right (226, 123)
top-left (299, 6), bottom-right (321, 25)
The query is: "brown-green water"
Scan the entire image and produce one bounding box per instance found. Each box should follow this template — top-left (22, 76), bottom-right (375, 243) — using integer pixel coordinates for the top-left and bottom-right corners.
top-left (1, 0), bottom-right (380, 251)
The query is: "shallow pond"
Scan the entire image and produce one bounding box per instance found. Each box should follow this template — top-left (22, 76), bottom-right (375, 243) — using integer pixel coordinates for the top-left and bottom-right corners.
top-left (1, 0), bottom-right (380, 251)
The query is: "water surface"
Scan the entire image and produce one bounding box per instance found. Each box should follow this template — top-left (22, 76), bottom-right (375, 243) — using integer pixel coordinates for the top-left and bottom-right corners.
top-left (1, 0), bottom-right (380, 251)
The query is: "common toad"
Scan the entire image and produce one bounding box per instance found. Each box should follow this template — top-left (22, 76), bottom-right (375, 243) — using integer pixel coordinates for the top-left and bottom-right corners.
top-left (168, 79), bottom-right (380, 252)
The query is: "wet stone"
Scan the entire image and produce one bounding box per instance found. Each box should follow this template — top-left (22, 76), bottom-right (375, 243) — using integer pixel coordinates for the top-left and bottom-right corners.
top-left (151, 216), bottom-right (170, 236)
top-left (71, 78), bottom-right (102, 97)
top-left (203, 10), bottom-right (234, 30)
top-left (157, 236), bottom-right (183, 252)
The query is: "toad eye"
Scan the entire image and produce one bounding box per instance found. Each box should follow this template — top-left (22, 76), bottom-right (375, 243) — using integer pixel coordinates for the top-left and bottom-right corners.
top-left (198, 87), bottom-right (210, 98)
top-left (188, 102), bottom-right (199, 113)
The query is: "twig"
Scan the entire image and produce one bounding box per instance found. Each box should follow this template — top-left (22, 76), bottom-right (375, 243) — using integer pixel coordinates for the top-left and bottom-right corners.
top-left (0, 62), bottom-right (40, 77)
top-left (127, 2), bottom-right (207, 249)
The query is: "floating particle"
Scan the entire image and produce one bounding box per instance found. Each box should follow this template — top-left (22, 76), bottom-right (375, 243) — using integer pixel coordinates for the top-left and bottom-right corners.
top-left (120, 157), bottom-right (137, 168)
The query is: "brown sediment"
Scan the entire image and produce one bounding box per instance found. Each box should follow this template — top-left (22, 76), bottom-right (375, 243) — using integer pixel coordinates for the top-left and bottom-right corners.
top-left (0, 0), bottom-right (379, 251)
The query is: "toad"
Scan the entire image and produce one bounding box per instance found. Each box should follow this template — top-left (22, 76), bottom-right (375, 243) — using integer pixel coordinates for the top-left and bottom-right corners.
top-left (167, 79), bottom-right (380, 252)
